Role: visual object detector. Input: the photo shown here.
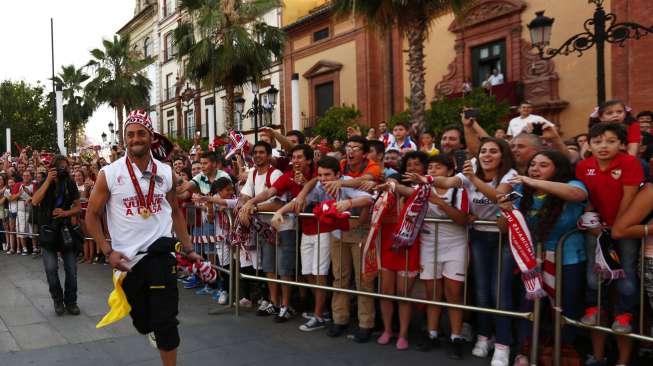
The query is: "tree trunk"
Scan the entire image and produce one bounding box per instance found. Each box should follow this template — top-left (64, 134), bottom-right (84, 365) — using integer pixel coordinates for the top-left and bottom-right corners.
top-left (71, 126), bottom-right (78, 153)
top-left (224, 79), bottom-right (236, 132)
top-left (405, 21), bottom-right (427, 138)
top-left (116, 103), bottom-right (125, 146)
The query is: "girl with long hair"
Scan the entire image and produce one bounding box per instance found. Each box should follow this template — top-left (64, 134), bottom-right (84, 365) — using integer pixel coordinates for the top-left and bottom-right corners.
top-left (498, 151), bottom-right (588, 365)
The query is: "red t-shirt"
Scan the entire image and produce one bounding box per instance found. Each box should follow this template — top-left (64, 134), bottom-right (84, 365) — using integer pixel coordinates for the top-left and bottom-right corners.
top-left (575, 152), bottom-right (643, 226)
top-left (272, 167), bottom-right (321, 234)
top-left (627, 122), bottom-right (641, 144)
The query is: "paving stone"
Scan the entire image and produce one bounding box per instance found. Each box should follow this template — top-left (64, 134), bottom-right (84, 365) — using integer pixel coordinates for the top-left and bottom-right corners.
top-left (0, 305), bottom-right (46, 327)
top-left (9, 323), bottom-right (68, 350)
top-left (48, 314), bottom-right (113, 344)
top-left (0, 331), bottom-right (19, 353)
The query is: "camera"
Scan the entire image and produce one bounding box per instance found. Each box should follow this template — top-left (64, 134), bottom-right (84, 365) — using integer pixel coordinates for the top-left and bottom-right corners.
top-left (531, 123), bottom-right (544, 136)
top-left (56, 166), bottom-right (69, 179)
top-left (464, 109), bottom-right (478, 119)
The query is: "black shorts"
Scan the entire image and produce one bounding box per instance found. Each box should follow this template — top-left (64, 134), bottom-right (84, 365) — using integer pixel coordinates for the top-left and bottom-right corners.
top-left (122, 253), bottom-right (180, 350)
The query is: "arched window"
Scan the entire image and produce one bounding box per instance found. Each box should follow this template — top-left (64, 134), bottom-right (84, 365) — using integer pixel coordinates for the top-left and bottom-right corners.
top-left (143, 37), bottom-right (151, 58)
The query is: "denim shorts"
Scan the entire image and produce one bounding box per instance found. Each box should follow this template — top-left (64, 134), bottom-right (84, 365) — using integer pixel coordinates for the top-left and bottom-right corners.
top-left (261, 230), bottom-right (297, 276)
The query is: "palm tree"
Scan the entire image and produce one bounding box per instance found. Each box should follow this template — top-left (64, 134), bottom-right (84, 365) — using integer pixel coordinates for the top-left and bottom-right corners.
top-left (175, 0), bottom-right (285, 131)
top-left (86, 35), bottom-right (152, 145)
top-left (332, 0), bottom-right (475, 136)
top-left (52, 65), bottom-right (94, 152)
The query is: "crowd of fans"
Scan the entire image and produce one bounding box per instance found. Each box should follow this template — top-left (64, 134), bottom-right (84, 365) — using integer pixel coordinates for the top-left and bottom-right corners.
top-left (2, 100), bottom-right (653, 366)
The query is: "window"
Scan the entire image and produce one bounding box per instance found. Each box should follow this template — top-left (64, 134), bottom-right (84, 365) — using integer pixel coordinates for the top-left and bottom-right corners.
top-left (143, 37), bottom-right (151, 58)
top-left (185, 109), bottom-right (195, 139)
top-left (471, 39), bottom-right (506, 87)
top-left (163, 0), bottom-right (175, 17)
top-left (164, 32), bottom-right (175, 61)
top-left (315, 81), bottom-right (334, 118)
top-left (166, 110), bottom-right (175, 136)
top-left (165, 73), bottom-right (174, 100)
top-left (313, 28), bottom-right (329, 42)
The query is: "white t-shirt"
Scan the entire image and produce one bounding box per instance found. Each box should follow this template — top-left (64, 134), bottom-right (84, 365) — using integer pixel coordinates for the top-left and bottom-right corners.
top-left (507, 114), bottom-right (549, 137)
top-left (4, 189), bottom-right (17, 213)
top-left (488, 73), bottom-right (504, 86)
top-left (420, 187), bottom-right (469, 255)
top-left (456, 168), bottom-right (517, 232)
top-left (240, 166), bottom-right (291, 231)
top-left (102, 156), bottom-right (174, 263)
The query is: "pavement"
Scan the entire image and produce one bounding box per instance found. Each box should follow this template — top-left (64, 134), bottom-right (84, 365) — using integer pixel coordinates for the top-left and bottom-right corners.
top-left (0, 254), bottom-right (489, 366)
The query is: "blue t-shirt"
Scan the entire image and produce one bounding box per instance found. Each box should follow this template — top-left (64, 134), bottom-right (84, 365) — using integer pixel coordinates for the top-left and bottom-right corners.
top-left (514, 180), bottom-right (587, 265)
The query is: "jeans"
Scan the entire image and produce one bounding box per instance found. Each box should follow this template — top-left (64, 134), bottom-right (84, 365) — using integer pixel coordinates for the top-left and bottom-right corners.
top-left (470, 229), bottom-right (516, 345)
top-left (585, 233), bottom-right (640, 314)
top-left (42, 247), bottom-right (78, 305)
top-left (517, 261), bottom-right (586, 347)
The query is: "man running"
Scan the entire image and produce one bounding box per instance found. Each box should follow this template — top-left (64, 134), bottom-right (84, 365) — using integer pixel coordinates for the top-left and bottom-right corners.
top-left (86, 110), bottom-right (201, 366)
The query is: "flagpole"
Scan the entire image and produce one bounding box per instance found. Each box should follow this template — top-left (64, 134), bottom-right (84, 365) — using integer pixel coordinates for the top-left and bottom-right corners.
top-left (51, 18), bottom-right (56, 122)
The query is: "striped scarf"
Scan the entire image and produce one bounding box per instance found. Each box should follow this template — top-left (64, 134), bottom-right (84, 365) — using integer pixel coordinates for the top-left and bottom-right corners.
top-left (392, 183), bottom-right (431, 251)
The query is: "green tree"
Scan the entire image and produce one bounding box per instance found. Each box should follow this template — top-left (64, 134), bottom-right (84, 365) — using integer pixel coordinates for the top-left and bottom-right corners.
top-left (0, 80), bottom-right (57, 152)
top-left (175, 0), bottom-right (285, 131)
top-left (314, 104), bottom-right (362, 142)
top-left (425, 87), bottom-right (510, 135)
top-left (52, 65), bottom-right (95, 152)
top-left (332, 0), bottom-right (475, 136)
top-left (86, 35), bottom-right (152, 145)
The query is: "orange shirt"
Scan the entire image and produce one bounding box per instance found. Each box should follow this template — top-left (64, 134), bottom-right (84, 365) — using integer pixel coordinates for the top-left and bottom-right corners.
top-left (339, 159), bottom-right (383, 182)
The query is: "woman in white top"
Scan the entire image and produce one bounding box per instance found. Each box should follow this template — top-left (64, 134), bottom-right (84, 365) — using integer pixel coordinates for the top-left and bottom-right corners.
top-left (431, 137), bottom-right (517, 366)
top-left (15, 171), bottom-right (35, 255)
top-left (0, 174), bottom-right (9, 252)
top-left (4, 177), bottom-right (18, 254)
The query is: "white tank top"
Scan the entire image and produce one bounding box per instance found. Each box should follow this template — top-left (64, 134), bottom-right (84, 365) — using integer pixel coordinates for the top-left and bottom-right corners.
top-left (102, 156), bottom-right (173, 260)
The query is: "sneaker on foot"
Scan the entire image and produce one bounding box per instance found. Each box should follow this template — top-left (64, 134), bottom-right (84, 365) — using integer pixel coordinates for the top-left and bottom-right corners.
top-left (491, 345), bottom-right (510, 366)
top-left (449, 337), bottom-right (465, 360)
top-left (351, 327), bottom-right (372, 343)
top-left (195, 285), bottom-right (214, 295)
top-left (183, 276), bottom-right (201, 289)
top-left (326, 323), bottom-right (348, 338)
top-left (581, 306), bottom-right (599, 326)
top-left (513, 354), bottom-right (529, 366)
top-left (299, 317), bottom-right (326, 332)
top-left (65, 303), bottom-right (81, 315)
top-left (238, 298), bottom-right (253, 308)
top-left (256, 302), bottom-right (278, 317)
top-left (217, 291), bottom-right (228, 305)
top-left (611, 313), bottom-right (633, 334)
top-left (395, 336), bottom-right (409, 351)
top-left (54, 301), bottom-right (65, 316)
top-left (471, 337), bottom-right (494, 358)
top-left (415, 333), bottom-right (440, 352)
top-left (585, 355), bottom-right (607, 366)
top-left (377, 331), bottom-right (393, 345)
top-left (274, 306), bottom-right (295, 323)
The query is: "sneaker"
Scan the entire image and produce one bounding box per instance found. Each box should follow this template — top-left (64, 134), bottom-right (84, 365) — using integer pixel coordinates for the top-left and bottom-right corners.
top-left (183, 276), bottom-right (201, 289)
top-left (238, 298), bottom-right (253, 308)
top-left (256, 302), bottom-right (279, 317)
top-left (611, 313), bottom-right (633, 333)
top-left (584, 355), bottom-right (607, 366)
top-left (351, 327), bottom-right (372, 343)
top-left (449, 337), bottom-right (465, 360)
top-left (212, 290), bottom-right (223, 301)
top-left (54, 301), bottom-right (65, 316)
top-left (377, 331), bottom-right (393, 345)
top-left (217, 291), bottom-right (229, 305)
top-left (274, 306), bottom-right (295, 323)
top-left (513, 354), bottom-right (529, 366)
top-left (581, 306), bottom-right (599, 326)
top-left (326, 323), bottom-right (348, 338)
top-left (146, 332), bottom-right (158, 349)
top-left (491, 345), bottom-right (510, 366)
top-left (396, 336), bottom-right (409, 351)
top-left (256, 300), bottom-right (269, 312)
top-left (472, 337), bottom-right (494, 358)
top-left (181, 275), bottom-right (195, 284)
top-left (195, 285), bottom-right (214, 295)
top-left (302, 311), bottom-right (332, 321)
top-left (21, 251), bottom-right (27, 256)
top-left (299, 317), bottom-right (326, 332)
top-left (65, 303), bottom-right (81, 315)
top-left (415, 333), bottom-right (440, 352)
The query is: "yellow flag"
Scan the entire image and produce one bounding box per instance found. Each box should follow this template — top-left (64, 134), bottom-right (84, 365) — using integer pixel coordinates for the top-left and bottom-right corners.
top-left (96, 270), bottom-right (131, 328)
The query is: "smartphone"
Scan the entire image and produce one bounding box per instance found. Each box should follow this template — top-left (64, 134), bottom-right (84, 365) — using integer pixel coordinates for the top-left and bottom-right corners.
top-left (531, 123), bottom-right (544, 136)
top-left (453, 149), bottom-right (467, 172)
top-left (464, 109), bottom-right (478, 119)
top-left (505, 191), bottom-right (523, 202)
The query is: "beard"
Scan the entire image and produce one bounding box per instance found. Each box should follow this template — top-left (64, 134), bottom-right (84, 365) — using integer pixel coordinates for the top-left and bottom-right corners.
top-left (128, 143), bottom-right (150, 158)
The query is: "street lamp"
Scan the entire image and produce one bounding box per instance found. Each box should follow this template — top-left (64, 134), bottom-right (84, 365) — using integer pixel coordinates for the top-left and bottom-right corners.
top-left (101, 132), bottom-right (107, 144)
top-left (234, 81), bottom-right (278, 143)
top-left (528, 0), bottom-right (653, 105)
top-left (108, 121), bottom-right (115, 144)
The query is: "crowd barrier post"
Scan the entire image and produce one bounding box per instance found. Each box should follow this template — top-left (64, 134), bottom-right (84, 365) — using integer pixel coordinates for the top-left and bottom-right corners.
top-left (529, 240), bottom-right (544, 366)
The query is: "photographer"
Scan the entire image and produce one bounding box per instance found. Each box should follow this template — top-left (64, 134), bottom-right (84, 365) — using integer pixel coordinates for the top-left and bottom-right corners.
top-left (31, 155), bottom-right (81, 316)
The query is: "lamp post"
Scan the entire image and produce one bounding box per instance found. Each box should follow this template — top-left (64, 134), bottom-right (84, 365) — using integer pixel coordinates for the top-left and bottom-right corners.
top-left (181, 83), bottom-right (196, 139)
top-left (234, 82), bottom-right (279, 143)
top-left (528, 0), bottom-right (653, 106)
top-left (108, 121), bottom-right (115, 145)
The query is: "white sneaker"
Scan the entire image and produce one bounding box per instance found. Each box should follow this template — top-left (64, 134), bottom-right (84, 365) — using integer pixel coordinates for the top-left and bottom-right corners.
top-left (256, 300), bottom-right (269, 312)
top-left (472, 337), bottom-right (494, 358)
top-left (146, 332), bottom-right (157, 349)
top-left (218, 291), bottom-right (228, 305)
top-left (491, 345), bottom-right (510, 366)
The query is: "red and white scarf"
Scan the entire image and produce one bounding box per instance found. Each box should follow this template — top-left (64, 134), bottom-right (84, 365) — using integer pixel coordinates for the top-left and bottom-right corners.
top-left (392, 183), bottom-right (431, 251)
top-left (362, 190), bottom-right (395, 274)
top-left (501, 208), bottom-right (546, 300)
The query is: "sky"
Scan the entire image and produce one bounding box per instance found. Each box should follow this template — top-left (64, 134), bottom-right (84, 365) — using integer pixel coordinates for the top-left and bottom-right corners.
top-left (0, 0), bottom-right (134, 145)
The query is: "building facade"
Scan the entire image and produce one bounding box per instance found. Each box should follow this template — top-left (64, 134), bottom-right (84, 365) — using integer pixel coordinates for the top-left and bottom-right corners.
top-left (282, 0), bottom-right (653, 139)
top-left (118, 0), bottom-right (283, 141)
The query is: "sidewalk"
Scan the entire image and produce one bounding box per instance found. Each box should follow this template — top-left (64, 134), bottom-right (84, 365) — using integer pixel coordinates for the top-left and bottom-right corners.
top-left (0, 254), bottom-right (486, 366)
